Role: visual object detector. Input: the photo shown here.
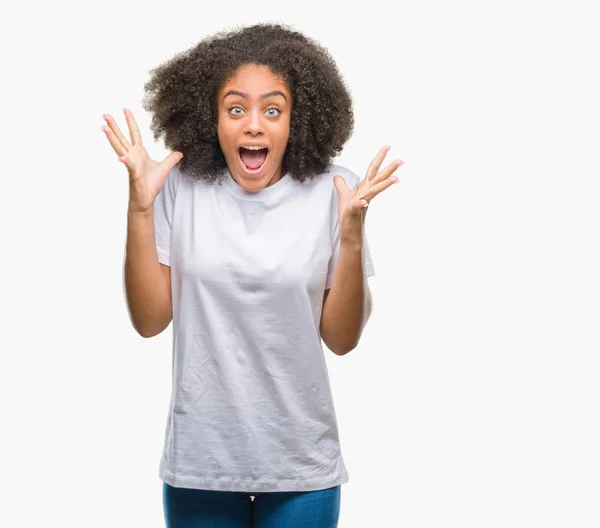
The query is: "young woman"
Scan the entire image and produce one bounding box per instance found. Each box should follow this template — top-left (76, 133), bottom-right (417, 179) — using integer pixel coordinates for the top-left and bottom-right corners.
top-left (102, 22), bottom-right (402, 528)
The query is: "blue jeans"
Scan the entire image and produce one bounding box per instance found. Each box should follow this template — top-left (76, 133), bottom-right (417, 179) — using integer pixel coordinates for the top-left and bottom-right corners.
top-left (163, 482), bottom-right (341, 527)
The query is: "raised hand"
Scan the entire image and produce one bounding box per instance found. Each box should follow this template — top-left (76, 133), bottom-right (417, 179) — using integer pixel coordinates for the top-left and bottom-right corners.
top-left (102, 108), bottom-right (184, 214)
top-left (333, 145), bottom-right (403, 243)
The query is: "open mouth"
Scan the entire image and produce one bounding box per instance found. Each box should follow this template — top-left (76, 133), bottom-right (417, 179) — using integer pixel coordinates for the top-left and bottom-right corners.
top-left (238, 146), bottom-right (269, 175)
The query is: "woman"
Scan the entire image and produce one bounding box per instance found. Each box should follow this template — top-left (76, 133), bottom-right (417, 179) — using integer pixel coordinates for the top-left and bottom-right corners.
top-left (102, 22), bottom-right (402, 528)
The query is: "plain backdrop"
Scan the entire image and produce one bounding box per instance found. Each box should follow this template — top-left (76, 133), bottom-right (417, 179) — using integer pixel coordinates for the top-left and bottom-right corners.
top-left (2, 0), bottom-right (598, 526)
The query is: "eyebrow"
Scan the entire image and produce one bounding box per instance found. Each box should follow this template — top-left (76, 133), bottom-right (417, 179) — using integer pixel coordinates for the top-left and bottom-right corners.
top-left (222, 90), bottom-right (288, 102)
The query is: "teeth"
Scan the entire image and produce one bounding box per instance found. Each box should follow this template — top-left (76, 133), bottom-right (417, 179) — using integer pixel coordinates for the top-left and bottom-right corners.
top-left (240, 146), bottom-right (267, 150)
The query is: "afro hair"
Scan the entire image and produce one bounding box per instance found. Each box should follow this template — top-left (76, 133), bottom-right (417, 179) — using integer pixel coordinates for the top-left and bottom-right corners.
top-left (141, 22), bottom-right (354, 185)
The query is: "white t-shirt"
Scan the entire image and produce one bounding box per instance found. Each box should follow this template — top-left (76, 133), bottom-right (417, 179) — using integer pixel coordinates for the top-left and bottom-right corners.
top-left (153, 163), bottom-right (375, 493)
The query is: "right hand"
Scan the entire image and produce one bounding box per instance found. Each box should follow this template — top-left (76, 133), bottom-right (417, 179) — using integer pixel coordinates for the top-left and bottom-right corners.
top-left (102, 108), bottom-right (184, 214)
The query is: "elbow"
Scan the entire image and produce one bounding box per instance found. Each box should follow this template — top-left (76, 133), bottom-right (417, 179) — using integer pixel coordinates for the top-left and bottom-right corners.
top-left (132, 320), bottom-right (158, 338)
top-left (137, 324), bottom-right (169, 339)
top-left (326, 337), bottom-right (359, 356)
top-left (138, 318), bottom-right (171, 338)
top-left (321, 321), bottom-right (364, 357)
top-left (130, 313), bottom-right (171, 339)
top-left (334, 342), bottom-right (358, 356)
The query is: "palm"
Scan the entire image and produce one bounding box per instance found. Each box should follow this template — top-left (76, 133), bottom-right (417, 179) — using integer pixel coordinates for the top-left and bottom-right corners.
top-left (102, 108), bottom-right (183, 212)
top-left (336, 181), bottom-right (364, 224)
top-left (333, 146), bottom-right (403, 239)
top-left (127, 144), bottom-right (170, 198)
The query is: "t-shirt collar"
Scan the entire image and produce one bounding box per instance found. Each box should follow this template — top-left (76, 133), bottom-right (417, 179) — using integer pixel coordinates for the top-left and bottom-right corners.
top-left (221, 168), bottom-right (294, 201)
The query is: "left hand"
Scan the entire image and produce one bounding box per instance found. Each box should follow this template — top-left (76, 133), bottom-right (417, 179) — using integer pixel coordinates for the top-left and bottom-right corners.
top-left (333, 145), bottom-right (403, 241)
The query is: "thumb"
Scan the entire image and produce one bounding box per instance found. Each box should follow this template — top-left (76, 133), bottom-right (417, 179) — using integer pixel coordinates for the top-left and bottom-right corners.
top-left (160, 151), bottom-right (184, 173)
top-left (333, 175), bottom-right (348, 195)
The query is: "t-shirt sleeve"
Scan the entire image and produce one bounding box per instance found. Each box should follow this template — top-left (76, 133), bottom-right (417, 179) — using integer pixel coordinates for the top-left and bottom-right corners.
top-left (153, 167), bottom-right (180, 267)
top-left (325, 169), bottom-right (375, 290)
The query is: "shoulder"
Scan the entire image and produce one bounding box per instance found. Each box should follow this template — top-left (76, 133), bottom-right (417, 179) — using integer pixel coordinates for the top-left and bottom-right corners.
top-left (167, 164), bottom-right (215, 197)
top-left (160, 164), bottom-right (183, 198)
top-left (324, 163), bottom-right (361, 188)
top-left (309, 163), bottom-right (361, 192)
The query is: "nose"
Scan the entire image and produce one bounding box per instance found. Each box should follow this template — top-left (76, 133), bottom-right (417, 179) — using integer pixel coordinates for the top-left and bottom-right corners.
top-left (243, 109), bottom-right (265, 136)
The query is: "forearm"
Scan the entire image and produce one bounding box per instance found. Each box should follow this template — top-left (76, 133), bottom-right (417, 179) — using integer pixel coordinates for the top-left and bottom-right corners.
top-left (320, 240), bottom-right (372, 355)
top-left (124, 207), bottom-right (172, 337)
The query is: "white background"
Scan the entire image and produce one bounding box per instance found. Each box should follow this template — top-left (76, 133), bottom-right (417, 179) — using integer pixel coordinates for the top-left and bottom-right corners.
top-left (2, 0), bottom-right (599, 526)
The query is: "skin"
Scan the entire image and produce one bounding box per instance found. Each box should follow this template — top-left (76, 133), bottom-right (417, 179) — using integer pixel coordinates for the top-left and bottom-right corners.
top-left (100, 67), bottom-right (405, 351)
top-left (334, 145), bottom-right (403, 243)
top-left (213, 64), bottom-right (405, 353)
top-left (320, 146), bottom-right (403, 353)
top-left (217, 63), bottom-right (292, 193)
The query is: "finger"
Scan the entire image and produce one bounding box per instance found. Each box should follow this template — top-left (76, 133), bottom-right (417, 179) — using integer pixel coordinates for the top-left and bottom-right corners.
top-left (362, 172), bottom-right (399, 200)
top-left (119, 155), bottom-right (129, 167)
top-left (102, 113), bottom-right (132, 151)
top-left (365, 145), bottom-right (390, 182)
top-left (371, 159), bottom-right (403, 185)
top-left (159, 151), bottom-right (184, 173)
top-left (124, 108), bottom-right (143, 146)
top-left (118, 154), bottom-right (135, 174)
top-left (102, 124), bottom-right (129, 157)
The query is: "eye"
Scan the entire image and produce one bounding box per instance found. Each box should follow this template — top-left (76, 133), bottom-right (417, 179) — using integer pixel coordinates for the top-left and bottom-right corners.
top-left (227, 106), bottom-right (281, 117)
top-left (228, 106), bottom-right (243, 116)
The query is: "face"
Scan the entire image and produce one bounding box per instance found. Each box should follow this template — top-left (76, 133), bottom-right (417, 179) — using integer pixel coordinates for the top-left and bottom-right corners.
top-left (217, 64), bottom-right (292, 192)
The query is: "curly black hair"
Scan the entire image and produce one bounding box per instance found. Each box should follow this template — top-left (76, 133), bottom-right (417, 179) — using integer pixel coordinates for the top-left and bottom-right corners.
top-left (141, 22), bottom-right (354, 186)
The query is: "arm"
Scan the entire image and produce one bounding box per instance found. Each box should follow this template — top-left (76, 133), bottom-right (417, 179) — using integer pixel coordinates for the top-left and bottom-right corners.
top-left (319, 239), bottom-right (373, 356)
top-left (124, 207), bottom-right (173, 338)
top-left (319, 146), bottom-right (399, 355)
